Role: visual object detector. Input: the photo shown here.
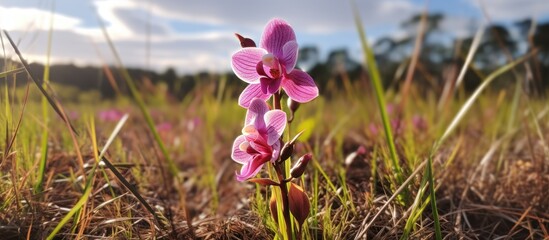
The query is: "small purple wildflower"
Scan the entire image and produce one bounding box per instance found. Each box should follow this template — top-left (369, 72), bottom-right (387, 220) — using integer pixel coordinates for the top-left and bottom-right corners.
top-left (98, 109), bottom-right (125, 122)
top-left (386, 103), bottom-right (396, 116)
top-left (368, 123), bottom-right (379, 136)
top-left (232, 18), bottom-right (319, 108)
top-left (231, 98), bottom-right (287, 181)
top-left (156, 122), bottom-right (173, 132)
top-left (68, 110), bottom-right (79, 120)
top-left (412, 114), bottom-right (428, 131)
top-left (186, 117), bottom-right (202, 132)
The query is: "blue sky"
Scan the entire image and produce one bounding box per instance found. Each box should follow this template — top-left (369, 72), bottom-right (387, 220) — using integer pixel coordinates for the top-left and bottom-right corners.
top-left (0, 0), bottom-right (547, 74)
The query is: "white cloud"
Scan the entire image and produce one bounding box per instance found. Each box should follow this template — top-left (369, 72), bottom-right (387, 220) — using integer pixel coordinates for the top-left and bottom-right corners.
top-left (5, 28), bottom-right (236, 74)
top-left (127, 0), bottom-right (419, 34)
top-left (0, 6), bottom-right (81, 31)
top-left (92, 0), bottom-right (142, 40)
top-left (469, 0), bottom-right (548, 21)
top-left (441, 15), bottom-right (479, 38)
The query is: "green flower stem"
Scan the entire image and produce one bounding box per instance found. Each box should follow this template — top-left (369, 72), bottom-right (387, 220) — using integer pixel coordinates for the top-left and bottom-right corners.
top-left (275, 163), bottom-right (293, 239)
top-left (273, 91), bottom-right (293, 239)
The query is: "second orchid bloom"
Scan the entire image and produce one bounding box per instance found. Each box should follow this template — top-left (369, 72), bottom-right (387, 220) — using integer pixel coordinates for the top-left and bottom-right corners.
top-left (231, 99), bottom-right (286, 181)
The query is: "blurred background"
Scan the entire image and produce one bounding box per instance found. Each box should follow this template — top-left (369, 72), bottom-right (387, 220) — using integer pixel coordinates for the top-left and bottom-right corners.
top-left (1, 0), bottom-right (549, 99)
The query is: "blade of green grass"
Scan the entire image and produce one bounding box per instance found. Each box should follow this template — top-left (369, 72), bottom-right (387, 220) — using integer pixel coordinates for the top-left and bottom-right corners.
top-left (4, 82), bottom-right (30, 162)
top-left (36, 1), bottom-right (55, 194)
top-left (401, 176), bottom-right (429, 240)
top-left (352, 1), bottom-right (405, 198)
top-left (3, 81), bottom-right (31, 209)
top-left (426, 155), bottom-right (442, 240)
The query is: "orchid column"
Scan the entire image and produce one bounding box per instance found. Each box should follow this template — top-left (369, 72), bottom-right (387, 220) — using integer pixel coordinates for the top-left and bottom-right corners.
top-left (230, 18), bottom-right (319, 239)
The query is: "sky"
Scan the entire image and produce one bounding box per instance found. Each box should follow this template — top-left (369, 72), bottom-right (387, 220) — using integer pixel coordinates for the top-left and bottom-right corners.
top-left (0, 0), bottom-right (547, 75)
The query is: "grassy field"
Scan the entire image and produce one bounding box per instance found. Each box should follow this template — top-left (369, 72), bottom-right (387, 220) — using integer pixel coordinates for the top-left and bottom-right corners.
top-left (1, 71), bottom-right (548, 239)
top-left (1, 10), bottom-right (549, 240)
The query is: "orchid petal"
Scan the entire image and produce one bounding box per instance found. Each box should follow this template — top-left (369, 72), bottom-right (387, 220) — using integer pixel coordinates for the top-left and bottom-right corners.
top-left (256, 61), bottom-right (267, 77)
top-left (246, 98), bottom-right (270, 129)
top-left (238, 84), bottom-right (271, 108)
top-left (232, 135), bottom-right (252, 164)
top-left (260, 77), bottom-right (282, 95)
top-left (235, 33), bottom-right (256, 48)
top-left (281, 41), bottom-right (298, 72)
top-left (282, 69), bottom-right (319, 103)
top-left (236, 155), bottom-right (269, 181)
top-left (260, 18), bottom-right (296, 59)
top-left (232, 48), bottom-right (268, 83)
top-left (264, 110), bottom-right (287, 145)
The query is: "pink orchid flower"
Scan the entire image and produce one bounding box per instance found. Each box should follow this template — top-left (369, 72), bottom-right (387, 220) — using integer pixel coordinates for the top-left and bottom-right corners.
top-left (231, 98), bottom-right (287, 181)
top-left (232, 18), bottom-right (319, 108)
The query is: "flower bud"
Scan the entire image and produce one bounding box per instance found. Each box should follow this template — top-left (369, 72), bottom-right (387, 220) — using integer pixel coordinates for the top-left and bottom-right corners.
top-left (279, 142), bottom-right (294, 163)
top-left (287, 98), bottom-right (300, 113)
top-left (235, 33), bottom-right (256, 48)
top-left (288, 183), bottom-right (310, 227)
top-left (287, 98), bottom-right (300, 123)
top-left (277, 131), bottom-right (304, 164)
top-left (290, 153), bottom-right (312, 178)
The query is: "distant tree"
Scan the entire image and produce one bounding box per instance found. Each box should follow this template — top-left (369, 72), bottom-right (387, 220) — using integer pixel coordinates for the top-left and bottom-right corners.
top-left (532, 22), bottom-right (549, 93)
top-left (402, 13), bottom-right (444, 36)
top-left (326, 48), bottom-right (359, 74)
top-left (161, 67), bottom-right (178, 88)
top-left (476, 24), bottom-right (517, 69)
top-left (297, 46), bottom-right (320, 72)
top-left (378, 12), bottom-right (450, 92)
top-left (401, 12), bottom-right (448, 64)
top-left (374, 37), bottom-right (412, 62)
top-left (514, 19), bottom-right (544, 95)
top-left (533, 23), bottom-right (549, 64)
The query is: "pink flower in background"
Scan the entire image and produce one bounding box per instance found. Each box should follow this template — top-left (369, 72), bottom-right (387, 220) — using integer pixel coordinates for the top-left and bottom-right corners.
top-left (98, 109), bottom-right (125, 122)
top-left (386, 103), bottom-right (396, 116)
top-left (368, 123), bottom-right (379, 136)
top-left (391, 118), bottom-right (405, 135)
top-left (231, 98), bottom-right (287, 181)
top-left (186, 117), bottom-right (202, 132)
top-left (412, 114), bottom-right (428, 131)
top-left (68, 110), bottom-right (80, 120)
top-left (232, 18), bottom-right (319, 108)
top-left (156, 122), bottom-right (173, 132)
